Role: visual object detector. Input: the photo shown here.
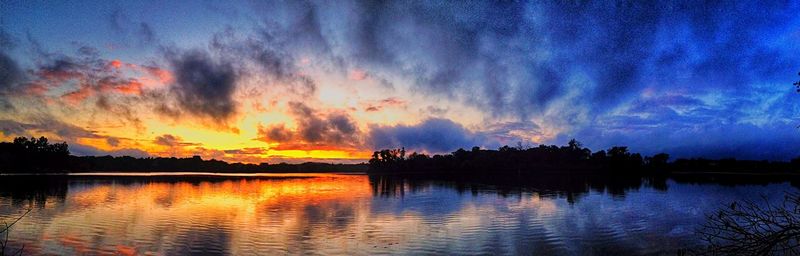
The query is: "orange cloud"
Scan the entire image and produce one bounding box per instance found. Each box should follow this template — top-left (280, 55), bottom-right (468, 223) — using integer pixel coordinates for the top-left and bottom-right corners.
top-left (25, 82), bottom-right (49, 96)
top-left (109, 59), bottom-right (123, 69)
top-left (28, 58), bottom-right (163, 105)
top-left (143, 66), bottom-right (174, 84)
top-left (62, 86), bottom-right (93, 104)
top-left (98, 77), bottom-right (143, 95)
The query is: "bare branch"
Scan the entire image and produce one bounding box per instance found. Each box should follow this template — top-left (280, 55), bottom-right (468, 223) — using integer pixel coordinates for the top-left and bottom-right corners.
top-left (695, 191), bottom-right (800, 255)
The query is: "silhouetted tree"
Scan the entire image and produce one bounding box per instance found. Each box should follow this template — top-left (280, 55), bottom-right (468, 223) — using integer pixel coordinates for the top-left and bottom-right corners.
top-left (369, 140), bottom-right (667, 175)
top-left (368, 139), bottom-right (799, 177)
top-left (697, 192), bottom-right (800, 255)
top-left (607, 146), bottom-right (629, 159)
top-left (591, 150), bottom-right (607, 162)
top-left (0, 136), bottom-right (366, 173)
top-left (0, 137), bottom-right (69, 172)
top-left (648, 153), bottom-right (669, 166)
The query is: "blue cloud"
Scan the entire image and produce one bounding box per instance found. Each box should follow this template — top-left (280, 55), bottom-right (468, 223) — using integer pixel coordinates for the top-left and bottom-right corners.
top-left (70, 143), bottom-right (151, 158)
top-left (367, 118), bottom-right (492, 153)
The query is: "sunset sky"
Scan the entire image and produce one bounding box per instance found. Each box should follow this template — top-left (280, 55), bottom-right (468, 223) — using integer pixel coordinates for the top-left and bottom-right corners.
top-left (1, 1), bottom-right (799, 163)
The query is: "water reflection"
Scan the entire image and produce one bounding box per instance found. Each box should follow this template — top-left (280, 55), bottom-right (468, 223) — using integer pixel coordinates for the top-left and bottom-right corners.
top-left (0, 174), bottom-right (796, 255)
top-left (369, 174), bottom-right (668, 203)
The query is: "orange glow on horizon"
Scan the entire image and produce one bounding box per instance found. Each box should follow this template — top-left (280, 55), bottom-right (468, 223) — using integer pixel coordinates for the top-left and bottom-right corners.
top-left (0, 54), bottom-right (468, 164)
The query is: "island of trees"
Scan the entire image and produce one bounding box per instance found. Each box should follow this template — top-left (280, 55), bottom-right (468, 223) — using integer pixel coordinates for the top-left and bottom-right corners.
top-left (0, 137), bottom-right (366, 173)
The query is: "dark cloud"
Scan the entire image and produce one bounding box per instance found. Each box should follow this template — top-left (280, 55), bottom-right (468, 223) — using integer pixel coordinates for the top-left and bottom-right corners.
top-left (0, 98), bottom-right (13, 111)
top-left (328, 113), bottom-right (357, 135)
top-left (0, 117), bottom-right (104, 139)
top-left (168, 50), bottom-right (238, 123)
top-left (0, 29), bottom-right (15, 50)
top-left (107, 9), bottom-right (159, 46)
top-left (0, 29), bottom-right (23, 99)
top-left (106, 137), bottom-right (120, 147)
top-left (366, 118), bottom-right (537, 153)
top-left (367, 118), bottom-right (492, 153)
top-left (288, 102), bottom-right (359, 145)
top-left (254, 102), bottom-right (360, 147)
top-left (256, 124), bottom-right (293, 142)
top-left (271, 1), bottom-right (796, 122)
top-left (153, 134), bottom-right (179, 147)
top-left (108, 9), bottom-right (126, 32)
top-left (137, 22), bottom-right (156, 44)
top-left (0, 52), bottom-right (22, 91)
top-left (289, 102), bottom-right (358, 145)
top-left (38, 117), bottom-right (103, 139)
top-left (154, 101), bottom-right (182, 119)
top-left (208, 27), bottom-right (317, 95)
top-left (76, 45), bottom-right (100, 57)
top-left (0, 119), bottom-right (29, 135)
top-left (95, 95), bottom-right (145, 132)
top-left (222, 147), bottom-right (268, 155)
top-left (36, 57), bottom-right (84, 80)
top-left (0, 51), bottom-right (16, 111)
top-left (153, 134), bottom-right (200, 147)
top-left (248, 0), bottom-right (334, 60)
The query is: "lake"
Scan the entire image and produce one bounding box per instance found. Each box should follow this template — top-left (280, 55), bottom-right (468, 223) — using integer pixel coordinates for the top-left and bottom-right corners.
top-left (0, 173), bottom-right (796, 255)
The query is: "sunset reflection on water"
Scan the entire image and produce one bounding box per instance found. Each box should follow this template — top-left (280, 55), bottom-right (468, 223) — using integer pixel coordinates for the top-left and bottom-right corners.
top-left (3, 175), bottom-right (375, 255)
top-left (0, 174), bottom-right (796, 255)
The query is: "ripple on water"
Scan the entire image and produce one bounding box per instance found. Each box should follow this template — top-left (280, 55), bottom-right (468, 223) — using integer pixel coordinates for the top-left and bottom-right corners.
top-left (0, 174), bottom-right (794, 255)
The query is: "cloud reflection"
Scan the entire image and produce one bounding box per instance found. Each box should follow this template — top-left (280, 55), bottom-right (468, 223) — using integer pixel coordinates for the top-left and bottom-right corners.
top-left (0, 174), bottom-right (796, 255)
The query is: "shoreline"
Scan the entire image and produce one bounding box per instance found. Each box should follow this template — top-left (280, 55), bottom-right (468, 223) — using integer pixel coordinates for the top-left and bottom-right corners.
top-left (0, 171), bottom-right (367, 177)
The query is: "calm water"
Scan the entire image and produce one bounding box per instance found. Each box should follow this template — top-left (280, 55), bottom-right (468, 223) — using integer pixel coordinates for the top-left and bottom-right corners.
top-left (0, 173), bottom-right (796, 255)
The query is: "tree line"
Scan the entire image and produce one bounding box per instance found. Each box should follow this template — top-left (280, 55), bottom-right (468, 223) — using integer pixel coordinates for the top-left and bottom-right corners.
top-left (0, 137), bottom-right (366, 173)
top-left (368, 139), bottom-right (799, 175)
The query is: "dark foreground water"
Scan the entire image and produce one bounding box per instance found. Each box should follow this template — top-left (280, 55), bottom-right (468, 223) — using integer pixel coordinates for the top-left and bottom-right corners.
top-left (0, 173), bottom-right (796, 255)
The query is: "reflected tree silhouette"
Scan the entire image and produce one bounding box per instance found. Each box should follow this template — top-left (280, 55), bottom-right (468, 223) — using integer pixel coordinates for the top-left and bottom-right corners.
top-left (368, 173), bottom-right (665, 204)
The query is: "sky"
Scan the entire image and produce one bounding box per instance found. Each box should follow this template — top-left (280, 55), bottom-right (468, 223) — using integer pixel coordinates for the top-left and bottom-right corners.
top-left (1, 1), bottom-right (799, 163)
